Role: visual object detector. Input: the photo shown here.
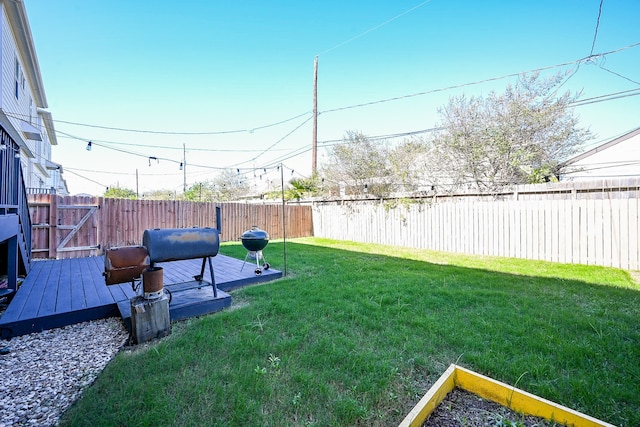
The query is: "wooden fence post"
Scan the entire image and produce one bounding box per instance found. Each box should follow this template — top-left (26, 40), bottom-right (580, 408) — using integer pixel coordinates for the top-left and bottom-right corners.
top-left (48, 194), bottom-right (57, 259)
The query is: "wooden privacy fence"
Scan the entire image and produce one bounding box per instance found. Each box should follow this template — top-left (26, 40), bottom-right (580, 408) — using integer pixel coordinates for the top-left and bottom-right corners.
top-left (312, 179), bottom-right (640, 270)
top-left (28, 194), bottom-right (313, 259)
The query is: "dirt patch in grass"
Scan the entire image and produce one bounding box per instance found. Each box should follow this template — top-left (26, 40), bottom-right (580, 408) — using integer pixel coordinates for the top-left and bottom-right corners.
top-left (422, 388), bottom-right (564, 426)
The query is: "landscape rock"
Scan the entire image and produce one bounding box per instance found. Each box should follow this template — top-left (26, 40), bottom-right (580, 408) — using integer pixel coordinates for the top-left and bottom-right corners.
top-left (0, 318), bottom-right (128, 426)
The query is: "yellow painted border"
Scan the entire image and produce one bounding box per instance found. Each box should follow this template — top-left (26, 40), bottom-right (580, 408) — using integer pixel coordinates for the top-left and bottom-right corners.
top-left (398, 364), bottom-right (616, 427)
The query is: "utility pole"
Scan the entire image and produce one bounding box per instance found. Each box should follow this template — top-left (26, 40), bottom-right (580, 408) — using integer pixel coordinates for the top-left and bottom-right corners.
top-left (312, 55), bottom-right (318, 174)
top-left (135, 169), bottom-right (139, 198)
top-left (182, 143), bottom-right (187, 193)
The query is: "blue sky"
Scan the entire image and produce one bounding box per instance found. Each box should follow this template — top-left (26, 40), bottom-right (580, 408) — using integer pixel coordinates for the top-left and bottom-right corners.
top-left (24, 0), bottom-right (640, 195)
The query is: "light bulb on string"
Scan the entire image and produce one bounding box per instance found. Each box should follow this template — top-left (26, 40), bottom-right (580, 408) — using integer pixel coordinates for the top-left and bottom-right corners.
top-left (86, 141), bottom-right (92, 151)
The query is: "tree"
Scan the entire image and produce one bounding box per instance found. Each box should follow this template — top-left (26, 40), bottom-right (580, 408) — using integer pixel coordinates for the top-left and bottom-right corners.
top-left (388, 138), bottom-right (432, 193)
top-left (321, 131), bottom-right (392, 197)
top-left (104, 185), bottom-right (137, 199)
top-left (431, 72), bottom-right (592, 193)
top-left (144, 189), bottom-right (177, 200)
top-left (184, 181), bottom-right (216, 202)
top-left (184, 169), bottom-right (251, 202)
top-left (285, 175), bottom-right (324, 200)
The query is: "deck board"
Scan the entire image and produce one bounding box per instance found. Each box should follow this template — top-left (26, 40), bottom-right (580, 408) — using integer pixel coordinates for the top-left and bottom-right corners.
top-left (39, 259), bottom-right (62, 317)
top-left (0, 254), bottom-right (282, 338)
top-left (70, 258), bottom-right (86, 311)
top-left (4, 260), bottom-right (42, 317)
top-left (78, 257), bottom-right (100, 309)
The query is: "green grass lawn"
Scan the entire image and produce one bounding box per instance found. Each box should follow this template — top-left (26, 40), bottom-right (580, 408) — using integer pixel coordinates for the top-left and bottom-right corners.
top-left (60, 238), bottom-right (640, 426)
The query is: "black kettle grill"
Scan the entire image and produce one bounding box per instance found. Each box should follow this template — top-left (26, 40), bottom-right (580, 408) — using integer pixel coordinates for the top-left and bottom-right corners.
top-left (240, 225), bottom-right (270, 275)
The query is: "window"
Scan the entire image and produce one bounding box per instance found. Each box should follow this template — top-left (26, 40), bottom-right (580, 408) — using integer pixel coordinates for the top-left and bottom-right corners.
top-left (15, 56), bottom-right (26, 98)
top-left (15, 56), bottom-right (19, 99)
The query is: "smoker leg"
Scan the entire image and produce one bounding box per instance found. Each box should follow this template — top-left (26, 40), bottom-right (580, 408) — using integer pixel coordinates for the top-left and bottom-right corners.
top-left (194, 257), bottom-right (206, 282)
top-left (207, 256), bottom-right (217, 298)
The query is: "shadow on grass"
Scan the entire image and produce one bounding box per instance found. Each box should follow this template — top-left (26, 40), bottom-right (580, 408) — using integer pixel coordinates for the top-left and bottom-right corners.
top-left (61, 239), bottom-right (640, 427)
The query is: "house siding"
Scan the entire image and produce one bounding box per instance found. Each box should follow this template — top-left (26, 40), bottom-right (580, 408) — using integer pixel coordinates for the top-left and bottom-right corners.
top-left (563, 128), bottom-right (640, 181)
top-left (0, 2), bottom-right (54, 190)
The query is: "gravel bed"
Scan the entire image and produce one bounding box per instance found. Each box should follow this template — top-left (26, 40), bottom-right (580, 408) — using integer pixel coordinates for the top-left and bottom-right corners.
top-left (0, 316), bottom-right (129, 426)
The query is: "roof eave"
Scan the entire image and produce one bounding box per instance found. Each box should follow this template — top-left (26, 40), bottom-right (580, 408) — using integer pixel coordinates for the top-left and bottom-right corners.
top-left (564, 126), bottom-right (640, 166)
top-left (38, 109), bottom-right (57, 145)
top-left (4, 0), bottom-right (48, 108)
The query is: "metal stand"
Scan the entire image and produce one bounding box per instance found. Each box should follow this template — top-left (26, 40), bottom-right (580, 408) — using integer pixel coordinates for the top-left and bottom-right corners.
top-left (134, 256), bottom-right (218, 301)
top-left (241, 250), bottom-right (270, 275)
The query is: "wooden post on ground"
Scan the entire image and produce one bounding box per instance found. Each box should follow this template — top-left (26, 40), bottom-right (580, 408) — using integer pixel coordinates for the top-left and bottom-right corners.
top-left (130, 294), bottom-right (171, 344)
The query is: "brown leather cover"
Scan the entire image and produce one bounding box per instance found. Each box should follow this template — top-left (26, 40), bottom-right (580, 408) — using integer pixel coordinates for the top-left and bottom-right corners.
top-left (104, 246), bottom-right (150, 285)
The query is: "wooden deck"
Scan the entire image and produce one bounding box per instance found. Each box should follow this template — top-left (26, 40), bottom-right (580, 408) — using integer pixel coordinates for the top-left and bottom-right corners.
top-left (0, 254), bottom-right (282, 339)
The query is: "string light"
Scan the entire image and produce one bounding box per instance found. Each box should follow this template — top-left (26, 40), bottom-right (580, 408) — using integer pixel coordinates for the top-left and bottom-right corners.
top-left (86, 141), bottom-right (92, 151)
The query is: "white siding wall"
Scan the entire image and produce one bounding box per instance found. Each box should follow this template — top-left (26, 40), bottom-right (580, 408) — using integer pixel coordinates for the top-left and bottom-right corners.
top-left (564, 133), bottom-right (640, 181)
top-left (0, 3), bottom-right (50, 189)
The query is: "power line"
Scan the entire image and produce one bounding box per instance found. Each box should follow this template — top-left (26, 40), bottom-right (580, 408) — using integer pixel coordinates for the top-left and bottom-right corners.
top-left (57, 129), bottom-right (238, 171)
top-left (554, 64), bottom-right (581, 92)
top-left (318, 0), bottom-right (433, 56)
top-left (318, 127), bottom-right (442, 147)
top-left (569, 88), bottom-right (640, 107)
top-left (54, 134), bottom-right (294, 153)
top-left (589, 0), bottom-right (604, 57)
top-left (228, 115), bottom-right (314, 168)
top-left (596, 65), bottom-right (640, 86)
top-left (64, 166), bottom-right (182, 177)
top-left (64, 169), bottom-right (108, 189)
top-left (50, 111), bottom-right (312, 136)
top-left (319, 42), bottom-right (640, 115)
top-left (260, 146), bottom-right (313, 170)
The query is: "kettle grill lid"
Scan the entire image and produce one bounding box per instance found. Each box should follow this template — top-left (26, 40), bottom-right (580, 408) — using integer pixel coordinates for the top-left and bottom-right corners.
top-left (241, 225), bottom-right (269, 240)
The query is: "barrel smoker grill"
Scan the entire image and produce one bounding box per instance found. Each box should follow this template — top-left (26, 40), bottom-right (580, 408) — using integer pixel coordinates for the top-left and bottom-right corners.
top-left (104, 227), bottom-right (221, 299)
